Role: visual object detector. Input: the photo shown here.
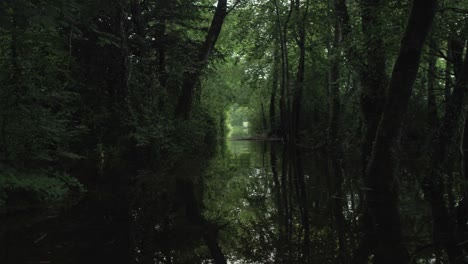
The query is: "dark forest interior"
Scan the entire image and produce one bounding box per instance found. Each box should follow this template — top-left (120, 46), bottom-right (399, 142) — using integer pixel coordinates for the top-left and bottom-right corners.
top-left (1, 0), bottom-right (468, 263)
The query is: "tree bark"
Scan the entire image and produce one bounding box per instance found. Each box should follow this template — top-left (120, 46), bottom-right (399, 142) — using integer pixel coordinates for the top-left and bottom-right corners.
top-left (274, 0), bottom-right (293, 140)
top-left (427, 52), bottom-right (438, 128)
top-left (459, 119), bottom-right (468, 254)
top-left (360, 0), bottom-right (437, 263)
top-left (445, 42), bottom-right (453, 109)
top-left (449, 38), bottom-right (465, 81)
top-left (175, 0), bottom-right (228, 118)
top-left (270, 47), bottom-right (280, 136)
top-left (1, 2), bottom-right (21, 158)
top-left (424, 42), bottom-right (468, 263)
top-left (261, 102), bottom-right (268, 131)
top-left (328, 1), bottom-right (348, 262)
top-left (332, 4), bottom-right (389, 258)
top-left (291, 0), bottom-right (307, 140)
top-left (359, 0), bottom-right (388, 172)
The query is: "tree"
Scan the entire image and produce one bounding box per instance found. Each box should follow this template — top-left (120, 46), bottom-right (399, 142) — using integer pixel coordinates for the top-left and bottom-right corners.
top-left (424, 40), bottom-right (468, 264)
top-left (357, 1), bottom-right (437, 263)
top-left (175, 0), bottom-right (229, 119)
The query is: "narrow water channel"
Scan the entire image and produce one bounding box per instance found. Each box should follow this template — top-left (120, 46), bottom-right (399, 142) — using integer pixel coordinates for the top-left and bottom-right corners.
top-left (1, 140), bottom-right (440, 263)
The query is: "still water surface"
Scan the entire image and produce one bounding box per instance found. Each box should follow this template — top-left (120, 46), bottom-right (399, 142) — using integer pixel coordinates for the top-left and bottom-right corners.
top-left (1, 140), bottom-right (440, 263)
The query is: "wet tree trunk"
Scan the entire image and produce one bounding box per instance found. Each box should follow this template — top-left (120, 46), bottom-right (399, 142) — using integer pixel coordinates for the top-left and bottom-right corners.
top-left (287, 149), bottom-right (294, 254)
top-left (424, 42), bottom-right (468, 264)
top-left (360, 1), bottom-right (437, 263)
top-left (290, 144), bottom-right (310, 263)
top-left (328, 0), bottom-right (348, 262)
top-left (280, 146), bottom-right (291, 260)
top-left (270, 144), bottom-right (286, 263)
top-left (177, 179), bottom-right (227, 264)
top-left (175, 0), bottom-right (227, 119)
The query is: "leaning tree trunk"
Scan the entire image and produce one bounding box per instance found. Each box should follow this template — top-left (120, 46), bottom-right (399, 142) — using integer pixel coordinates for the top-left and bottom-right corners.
top-left (359, 1), bottom-right (437, 263)
top-left (175, 0), bottom-right (228, 119)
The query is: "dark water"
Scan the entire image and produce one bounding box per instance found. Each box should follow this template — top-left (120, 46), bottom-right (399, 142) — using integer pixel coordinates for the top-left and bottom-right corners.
top-left (0, 140), bottom-right (447, 263)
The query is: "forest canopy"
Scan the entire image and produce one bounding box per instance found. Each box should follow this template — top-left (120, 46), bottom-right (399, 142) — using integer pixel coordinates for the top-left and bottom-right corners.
top-left (1, 0), bottom-right (468, 263)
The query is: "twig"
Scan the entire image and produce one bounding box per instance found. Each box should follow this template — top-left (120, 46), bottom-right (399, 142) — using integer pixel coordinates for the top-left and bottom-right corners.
top-left (227, 0), bottom-right (242, 15)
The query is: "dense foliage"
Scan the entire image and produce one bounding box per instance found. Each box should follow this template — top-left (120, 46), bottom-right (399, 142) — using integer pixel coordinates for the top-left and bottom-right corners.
top-left (1, 0), bottom-right (468, 263)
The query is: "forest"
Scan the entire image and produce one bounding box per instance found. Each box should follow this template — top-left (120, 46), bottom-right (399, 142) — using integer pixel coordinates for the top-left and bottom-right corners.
top-left (0, 0), bottom-right (468, 263)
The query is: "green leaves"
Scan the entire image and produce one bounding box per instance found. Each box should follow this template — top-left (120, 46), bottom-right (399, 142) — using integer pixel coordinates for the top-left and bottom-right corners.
top-left (0, 167), bottom-right (85, 210)
top-left (29, 15), bottom-right (57, 30)
top-left (93, 29), bottom-right (122, 47)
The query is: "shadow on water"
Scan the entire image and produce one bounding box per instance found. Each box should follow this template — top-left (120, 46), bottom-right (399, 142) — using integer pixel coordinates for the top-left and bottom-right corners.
top-left (0, 156), bottom-right (132, 264)
top-left (0, 140), bottom-right (457, 263)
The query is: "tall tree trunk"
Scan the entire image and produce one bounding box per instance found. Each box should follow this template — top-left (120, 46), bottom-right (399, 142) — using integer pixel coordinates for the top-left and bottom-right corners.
top-left (444, 37), bottom-right (464, 218)
top-left (360, 1), bottom-right (437, 263)
top-left (270, 143), bottom-right (286, 262)
top-left (331, 3), bottom-right (388, 258)
top-left (459, 119), bottom-right (468, 254)
top-left (291, 0), bottom-right (307, 140)
top-left (261, 102), bottom-right (268, 131)
top-left (157, 18), bottom-right (168, 89)
top-left (280, 146), bottom-right (291, 260)
top-left (117, 4), bottom-right (130, 103)
top-left (359, 0), bottom-right (388, 174)
top-left (424, 42), bottom-right (468, 263)
top-left (427, 52), bottom-right (438, 128)
top-left (328, 1), bottom-right (348, 262)
top-left (1, 2), bottom-right (21, 158)
top-left (450, 39), bottom-right (465, 80)
top-left (270, 47), bottom-right (280, 136)
top-left (175, 0), bottom-right (228, 119)
top-left (290, 144), bottom-right (310, 263)
top-left (130, 0), bottom-right (145, 36)
top-left (445, 43), bottom-right (453, 110)
top-left (444, 37), bottom-right (464, 110)
top-left (274, 0), bottom-right (293, 140)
